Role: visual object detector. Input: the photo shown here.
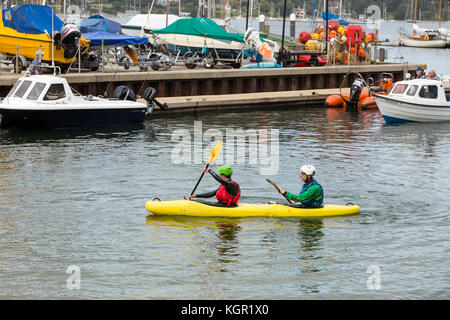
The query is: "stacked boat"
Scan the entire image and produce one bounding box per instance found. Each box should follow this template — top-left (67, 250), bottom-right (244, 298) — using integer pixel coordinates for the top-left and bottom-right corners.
top-left (0, 5), bottom-right (99, 71)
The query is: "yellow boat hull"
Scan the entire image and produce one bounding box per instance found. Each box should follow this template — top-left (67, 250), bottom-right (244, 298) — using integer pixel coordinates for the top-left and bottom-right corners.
top-left (0, 15), bottom-right (88, 64)
top-left (145, 200), bottom-right (360, 218)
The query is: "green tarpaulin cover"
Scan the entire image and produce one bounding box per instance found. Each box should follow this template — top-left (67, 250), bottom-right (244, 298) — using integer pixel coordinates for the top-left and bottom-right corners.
top-left (152, 18), bottom-right (245, 43)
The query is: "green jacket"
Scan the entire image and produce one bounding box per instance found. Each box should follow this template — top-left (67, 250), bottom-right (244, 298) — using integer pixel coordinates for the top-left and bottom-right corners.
top-left (284, 180), bottom-right (324, 207)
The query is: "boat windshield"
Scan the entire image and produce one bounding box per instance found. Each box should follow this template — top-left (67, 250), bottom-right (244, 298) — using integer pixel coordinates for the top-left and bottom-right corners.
top-left (406, 85), bottom-right (419, 96)
top-left (43, 84), bottom-right (66, 101)
top-left (13, 80), bottom-right (33, 98)
top-left (26, 82), bottom-right (47, 101)
top-left (419, 85), bottom-right (438, 99)
top-left (392, 84), bottom-right (408, 94)
top-left (6, 80), bottom-right (22, 98)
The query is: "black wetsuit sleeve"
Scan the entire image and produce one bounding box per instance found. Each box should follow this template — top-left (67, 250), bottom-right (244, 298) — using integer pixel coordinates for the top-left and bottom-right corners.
top-left (196, 188), bottom-right (219, 198)
top-left (208, 170), bottom-right (239, 197)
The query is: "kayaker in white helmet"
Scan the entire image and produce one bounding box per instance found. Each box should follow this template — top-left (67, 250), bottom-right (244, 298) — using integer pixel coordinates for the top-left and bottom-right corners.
top-left (278, 165), bottom-right (324, 208)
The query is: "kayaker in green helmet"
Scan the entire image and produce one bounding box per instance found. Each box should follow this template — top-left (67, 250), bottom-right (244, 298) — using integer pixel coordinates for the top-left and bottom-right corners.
top-left (278, 165), bottom-right (324, 208)
top-left (188, 165), bottom-right (241, 206)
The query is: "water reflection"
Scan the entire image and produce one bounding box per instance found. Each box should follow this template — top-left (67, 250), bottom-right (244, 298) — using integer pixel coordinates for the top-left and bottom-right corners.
top-left (298, 219), bottom-right (324, 254)
top-left (0, 123), bottom-right (149, 144)
top-left (145, 215), bottom-right (242, 273)
top-left (214, 222), bottom-right (242, 269)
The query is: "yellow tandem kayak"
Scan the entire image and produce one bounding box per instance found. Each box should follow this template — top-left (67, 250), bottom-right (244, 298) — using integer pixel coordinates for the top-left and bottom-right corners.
top-left (145, 199), bottom-right (360, 218)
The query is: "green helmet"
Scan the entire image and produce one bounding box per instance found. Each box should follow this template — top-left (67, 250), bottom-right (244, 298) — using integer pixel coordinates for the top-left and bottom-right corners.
top-left (217, 165), bottom-right (233, 176)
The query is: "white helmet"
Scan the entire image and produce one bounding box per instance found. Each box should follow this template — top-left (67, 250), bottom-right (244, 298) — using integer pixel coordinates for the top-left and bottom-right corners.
top-left (300, 165), bottom-right (316, 176)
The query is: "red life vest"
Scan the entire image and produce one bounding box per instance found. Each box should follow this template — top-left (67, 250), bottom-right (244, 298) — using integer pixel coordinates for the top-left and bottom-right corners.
top-left (216, 180), bottom-right (241, 206)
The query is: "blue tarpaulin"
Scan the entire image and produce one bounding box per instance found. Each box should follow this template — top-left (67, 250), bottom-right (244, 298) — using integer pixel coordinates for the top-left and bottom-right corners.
top-left (80, 15), bottom-right (122, 34)
top-left (321, 12), bottom-right (349, 26)
top-left (81, 31), bottom-right (148, 47)
top-left (2, 5), bottom-right (64, 34)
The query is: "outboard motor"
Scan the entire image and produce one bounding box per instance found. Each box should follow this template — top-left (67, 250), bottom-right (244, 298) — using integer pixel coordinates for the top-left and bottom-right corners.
top-left (143, 87), bottom-right (168, 112)
top-left (113, 86), bottom-right (136, 102)
top-left (60, 24), bottom-right (81, 59)
top-left (346, 77), bottom-right (364, 110)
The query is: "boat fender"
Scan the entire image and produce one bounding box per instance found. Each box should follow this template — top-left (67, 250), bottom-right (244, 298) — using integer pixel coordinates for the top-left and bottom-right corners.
top-left (113, 86), bottom-right (136, 101)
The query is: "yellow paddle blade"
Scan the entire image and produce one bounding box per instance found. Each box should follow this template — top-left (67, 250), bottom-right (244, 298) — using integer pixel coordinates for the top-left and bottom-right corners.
top-left (208, 140), bottom-right (222, 163)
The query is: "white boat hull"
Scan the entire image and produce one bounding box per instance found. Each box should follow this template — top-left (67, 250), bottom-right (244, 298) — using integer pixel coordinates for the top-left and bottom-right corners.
top-left (374, 94), bottom-right (450, 123)
top-left (399, 36), bottom-right (447, 48)
top-left (154, 33), bottom-right (244, 52)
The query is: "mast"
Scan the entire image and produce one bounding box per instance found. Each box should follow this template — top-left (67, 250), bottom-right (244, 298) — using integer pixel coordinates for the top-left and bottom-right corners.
top-left (438, 0), bottom-right (442, 28)
top-left (413, 0), bottom-right (417, 36)
top-left (245, 0), bottom-right (249, 30)
top-left (166, 0), bottom-right (168, 26)
top-left (208, 0), bottom-right (211, 18)
top-left (279, 0), bottom-right (287, 65)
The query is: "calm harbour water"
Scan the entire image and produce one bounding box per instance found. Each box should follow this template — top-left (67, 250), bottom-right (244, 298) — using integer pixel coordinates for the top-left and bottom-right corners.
top-left (1, 17), bottom-right (450, 299)
top-left (1, 107), bottom-right (449, 299)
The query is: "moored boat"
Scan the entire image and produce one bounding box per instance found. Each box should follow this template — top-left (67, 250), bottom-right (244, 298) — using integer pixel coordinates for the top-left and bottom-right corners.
top-left (0, 73), bottom-right (162, 129)
top-left (374, 78), bottom-right (450, 124)
top-left (145, 199), bottom-right (360, 218)
top-left (399, 34), bottom-right (447, 48)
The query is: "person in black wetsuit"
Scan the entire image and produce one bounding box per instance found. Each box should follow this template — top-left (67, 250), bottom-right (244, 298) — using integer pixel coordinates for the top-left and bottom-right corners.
top-left (188, 165), bottom-right (241, 206)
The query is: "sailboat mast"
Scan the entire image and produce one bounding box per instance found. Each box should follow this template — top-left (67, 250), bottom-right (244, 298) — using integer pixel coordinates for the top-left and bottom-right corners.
top-left (438, 0), bottom-right (442, 28)
top-left (166, 0), bottom-right (168, 26)
top-left (413, 0), bottom-right (418, 24)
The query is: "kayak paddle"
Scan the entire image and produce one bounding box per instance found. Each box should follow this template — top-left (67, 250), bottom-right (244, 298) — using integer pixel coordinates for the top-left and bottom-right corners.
top-left (188, 140), bottom-right (222, 198)
top-left (266, 178), bottom-right (292, 203)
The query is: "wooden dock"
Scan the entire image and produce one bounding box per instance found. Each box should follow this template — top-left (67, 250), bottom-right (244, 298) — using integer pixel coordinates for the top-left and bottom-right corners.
top-left (144, 88), bottom-right (343, 117)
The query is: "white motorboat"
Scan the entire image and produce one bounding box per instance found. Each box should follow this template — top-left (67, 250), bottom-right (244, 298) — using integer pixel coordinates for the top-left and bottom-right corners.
top-left (374, 78), bottom-right (450, 124)
top-left (121, 14), bottom-right (180, 36)
top-left (0, 73), bottom-right (163, 129)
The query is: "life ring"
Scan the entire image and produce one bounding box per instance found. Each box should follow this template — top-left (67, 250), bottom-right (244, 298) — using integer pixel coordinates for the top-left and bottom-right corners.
top-left (424, 35), bottom-right (429, 40)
